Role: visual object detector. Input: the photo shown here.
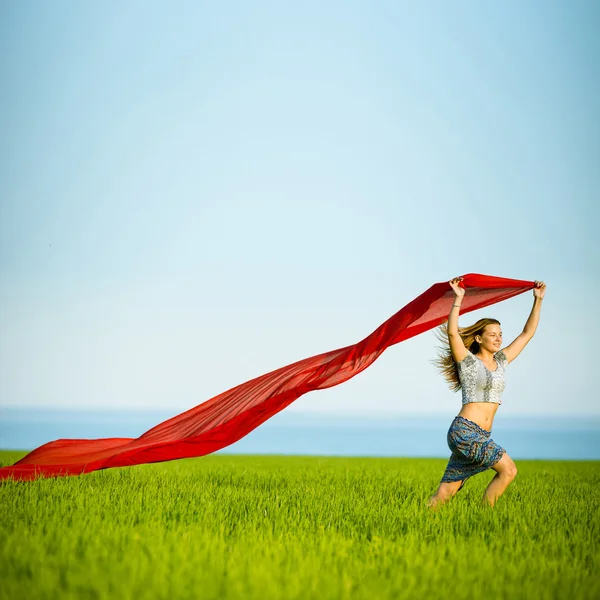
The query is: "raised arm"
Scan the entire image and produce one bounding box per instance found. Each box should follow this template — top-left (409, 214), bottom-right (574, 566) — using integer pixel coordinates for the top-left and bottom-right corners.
top-left (447, 277), bottom-right (468, 363)
top-left (502, 280), bottom-right (546, 364)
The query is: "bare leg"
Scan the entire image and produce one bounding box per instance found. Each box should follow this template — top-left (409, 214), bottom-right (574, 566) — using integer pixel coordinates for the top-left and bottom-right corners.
top-left (428, 480), bottom-right (463, 509)
top-left (483, 453), bottom-right (517, 506)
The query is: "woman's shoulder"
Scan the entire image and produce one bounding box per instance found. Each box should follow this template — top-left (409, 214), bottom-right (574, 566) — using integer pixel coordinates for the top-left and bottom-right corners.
top-left (494, 349), bottom-right (509, 368)
top-left (456, 350), bottom-right (477, 369)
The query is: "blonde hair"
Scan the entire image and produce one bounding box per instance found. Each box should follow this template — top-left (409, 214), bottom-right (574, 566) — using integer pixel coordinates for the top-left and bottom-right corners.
top-left (433, 318), bottom-right (501, 392)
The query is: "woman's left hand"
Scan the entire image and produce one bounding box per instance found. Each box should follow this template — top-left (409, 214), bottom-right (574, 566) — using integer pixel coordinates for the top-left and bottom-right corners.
top-left (533, 280), bottom-right (546, 299)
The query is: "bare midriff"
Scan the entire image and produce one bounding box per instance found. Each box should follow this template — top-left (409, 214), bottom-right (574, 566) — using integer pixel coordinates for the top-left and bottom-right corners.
top-left (457, 402), bottom-right (500, 432)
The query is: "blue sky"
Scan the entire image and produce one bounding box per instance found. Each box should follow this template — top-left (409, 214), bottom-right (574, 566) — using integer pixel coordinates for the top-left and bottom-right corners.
top-left (1, 1), bottom-right (598, 418)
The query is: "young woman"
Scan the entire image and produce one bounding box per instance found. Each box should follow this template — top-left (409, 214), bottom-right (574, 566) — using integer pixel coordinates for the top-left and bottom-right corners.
top-left (428, 276), bottom-right (546, 508)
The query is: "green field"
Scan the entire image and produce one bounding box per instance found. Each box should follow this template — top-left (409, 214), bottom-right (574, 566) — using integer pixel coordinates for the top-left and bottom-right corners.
top-left (1, 450), bottom-right (598, 600)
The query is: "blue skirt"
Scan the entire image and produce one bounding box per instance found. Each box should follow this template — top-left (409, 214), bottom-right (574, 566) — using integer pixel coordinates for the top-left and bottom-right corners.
top-left (441, 416), bottom-right (506, 486)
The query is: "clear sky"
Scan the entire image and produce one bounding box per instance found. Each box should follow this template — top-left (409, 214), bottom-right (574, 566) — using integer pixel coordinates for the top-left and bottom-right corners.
top-left (1, 1), bottom-right (598, 419)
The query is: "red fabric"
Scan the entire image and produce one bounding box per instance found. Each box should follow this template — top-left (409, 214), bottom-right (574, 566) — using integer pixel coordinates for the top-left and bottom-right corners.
top-left (0, 273), bottom-right (534, 481)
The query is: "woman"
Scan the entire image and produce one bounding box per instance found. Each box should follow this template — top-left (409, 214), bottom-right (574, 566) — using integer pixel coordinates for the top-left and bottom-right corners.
top-left (428, 276), bottom-right (546, 508)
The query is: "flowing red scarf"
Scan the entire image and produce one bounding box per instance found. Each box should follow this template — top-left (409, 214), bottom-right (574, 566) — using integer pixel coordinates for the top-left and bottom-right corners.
top-left (0, 273), bottom-right (534, 481)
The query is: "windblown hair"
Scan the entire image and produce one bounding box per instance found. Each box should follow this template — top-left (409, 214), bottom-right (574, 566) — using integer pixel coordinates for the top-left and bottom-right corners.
top-left (433, 318), bottom-right (501, 392)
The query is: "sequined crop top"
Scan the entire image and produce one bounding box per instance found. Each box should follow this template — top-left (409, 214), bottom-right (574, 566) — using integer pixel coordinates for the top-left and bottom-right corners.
top-left (456, 350), bottom-right (508, 405)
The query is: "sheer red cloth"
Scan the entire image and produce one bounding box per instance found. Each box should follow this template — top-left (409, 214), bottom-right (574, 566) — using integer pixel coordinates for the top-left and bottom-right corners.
top-left (0, 273), bottom-right (534, 481)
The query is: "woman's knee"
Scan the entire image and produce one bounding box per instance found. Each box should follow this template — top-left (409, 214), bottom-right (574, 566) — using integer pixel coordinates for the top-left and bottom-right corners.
top-left (505, 463), bottom-right (517, 481)
top-left (436, 481), bottom-right (463, 500)
top-left (494, 455), bottom-right (518, 480)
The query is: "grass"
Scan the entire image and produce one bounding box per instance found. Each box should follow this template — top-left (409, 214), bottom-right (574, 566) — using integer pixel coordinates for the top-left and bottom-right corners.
top-left (1, 450), bottom-right (599, 600)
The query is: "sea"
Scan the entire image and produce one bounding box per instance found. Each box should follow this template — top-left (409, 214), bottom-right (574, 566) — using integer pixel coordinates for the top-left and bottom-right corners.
top-left (1, 408), bottom-right (599, 460)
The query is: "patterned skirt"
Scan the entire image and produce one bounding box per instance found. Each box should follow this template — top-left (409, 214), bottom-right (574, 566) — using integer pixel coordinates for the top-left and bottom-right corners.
top-left (441, 416), bottom-right (506, 486)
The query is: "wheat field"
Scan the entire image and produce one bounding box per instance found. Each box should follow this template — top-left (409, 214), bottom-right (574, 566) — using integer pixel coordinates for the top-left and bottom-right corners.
top-left (1, 451), bottom-right (598, 600)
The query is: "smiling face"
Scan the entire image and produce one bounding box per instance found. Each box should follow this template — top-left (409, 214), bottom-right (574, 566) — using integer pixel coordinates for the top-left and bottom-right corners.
top-left (475, 323), bottom-right (503, 353)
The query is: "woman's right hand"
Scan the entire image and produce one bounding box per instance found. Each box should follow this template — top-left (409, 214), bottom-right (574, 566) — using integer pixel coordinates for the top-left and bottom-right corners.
top-left (449, 277), bottom-right (465, 298)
